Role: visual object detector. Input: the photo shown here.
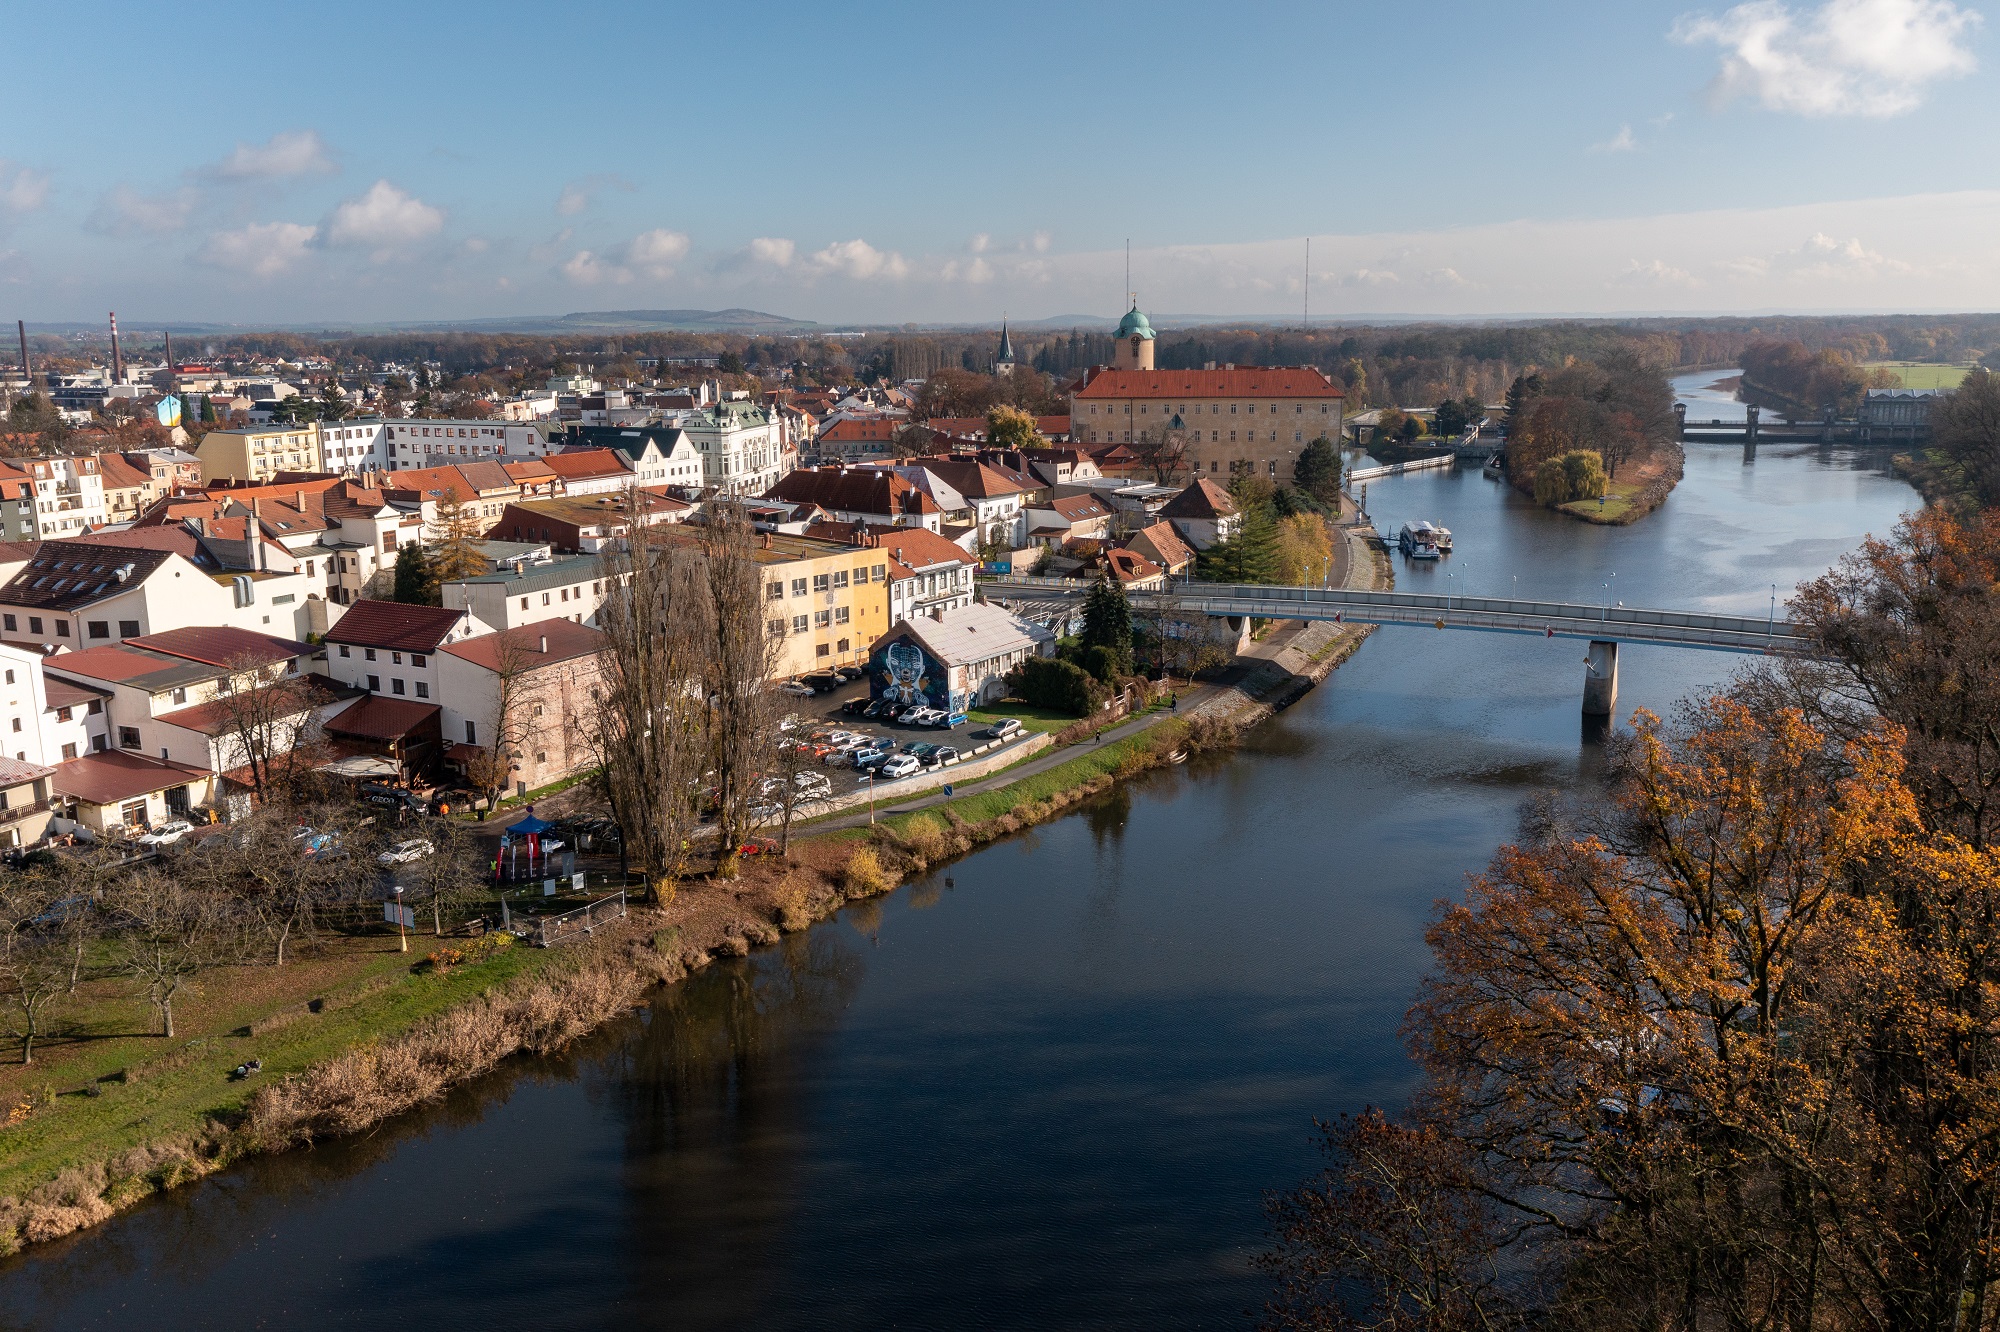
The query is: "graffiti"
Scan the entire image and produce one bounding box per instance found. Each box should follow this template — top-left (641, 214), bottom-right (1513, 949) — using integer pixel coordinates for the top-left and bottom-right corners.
top-left (881, 640), bottom-right (933, 705)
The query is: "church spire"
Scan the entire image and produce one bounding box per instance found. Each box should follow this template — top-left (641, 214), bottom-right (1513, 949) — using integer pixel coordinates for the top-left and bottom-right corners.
top-left (996, 314), bottom-right (1015, 375)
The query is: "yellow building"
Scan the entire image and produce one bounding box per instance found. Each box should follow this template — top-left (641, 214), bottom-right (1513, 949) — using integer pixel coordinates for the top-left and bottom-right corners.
top-left (750, 533), bottom-right (893, 677)
top-left (194, 426), bottom-right (326, 484)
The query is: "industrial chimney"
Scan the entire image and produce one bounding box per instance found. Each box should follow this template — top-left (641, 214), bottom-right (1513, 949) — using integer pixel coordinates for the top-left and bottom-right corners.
top-left (17, 320), bottom-right (28, 384)
top-left (109, 312), bottom-right (122, 382)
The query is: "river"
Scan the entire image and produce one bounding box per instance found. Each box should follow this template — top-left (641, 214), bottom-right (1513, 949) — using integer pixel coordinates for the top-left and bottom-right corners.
top-left (0, 373), bottom-right (1918, 1331)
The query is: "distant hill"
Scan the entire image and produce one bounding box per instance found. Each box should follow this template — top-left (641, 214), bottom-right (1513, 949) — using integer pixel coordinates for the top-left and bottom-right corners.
top-left (393, 308), bottom-right (820, 334)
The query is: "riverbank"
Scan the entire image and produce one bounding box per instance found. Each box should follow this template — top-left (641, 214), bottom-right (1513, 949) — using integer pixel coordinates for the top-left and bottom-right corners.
top-left (1557, 441), bottom-right (1685, 526)
top-left (0, 531), bottom-right (1393, 1260)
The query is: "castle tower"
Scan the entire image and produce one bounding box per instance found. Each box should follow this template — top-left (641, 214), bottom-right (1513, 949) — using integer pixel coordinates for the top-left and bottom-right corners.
top-left (1114, 300), bottom-right (1154, 371)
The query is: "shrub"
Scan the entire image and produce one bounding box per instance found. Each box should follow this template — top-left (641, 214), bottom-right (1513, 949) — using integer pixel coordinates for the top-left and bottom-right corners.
top-left (416, 931), bottom-right (513, 974)
top-left (1562, 449), bottom-right (1607, 501)
top-left (1011, 656), bottom-right (1104, 716)
top-left (899, 815), bottom-right (949, 867)
top-left (841, 846), bottom-right (892, 898)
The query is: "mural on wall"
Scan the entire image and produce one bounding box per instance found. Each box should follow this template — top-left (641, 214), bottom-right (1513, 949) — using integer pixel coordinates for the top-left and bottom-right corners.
top-left (870, 635), bottom-right (953, 711)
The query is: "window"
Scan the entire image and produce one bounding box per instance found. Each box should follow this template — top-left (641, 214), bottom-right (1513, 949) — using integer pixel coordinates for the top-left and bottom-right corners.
top-left (532, 703), bottom-right (544, 717)
top-left (392, 678), bottom-right (406, 695)
top-left (536, 751), bottom-right (547, 766)
top-left (792, 614), bottom-right (808, 633)
top-left (415, 682), bottom-right (429, 698)
top-left (27, 617), bottom-right (41, 635)
top-left (118, 620), bottom-right (138, 638)
top-left (560, 588), bottom-right (569, 602)
top-left (367, 674), bottom-right (381, 691)
top-left (306, 561), bottom-right (315, 576)
top-left (392, 651), bottom-right (403, 666)
top-left (119, 726), bottom-right (140, 749)
top-left (1294, 431), bottom-right (1303, 443)
top-left (170, 688), bottom-right (187, 705)
top-left (87, 699), bottom-right (101, 714)
top-left (55, 704), bottom-right (72, 722)
top-left (465, 720), bottom-right (477, 743)
top-left (832, 569), bottom-right (848, 589)
top-left (1269, 460), bottom-right (1278, 477)
top-left (835, 606), bottom-right (850, 624)
top-left (790, 577), bottom-right (807, 597)
top-left (872, 564), bottom-right (886, 582)
top-left (768, 618), bottom-right (786, 637)
top-left (815, 643), bottom-right (831, 658)
top-left (837, 637), bottom-right (850, 652)
top-left (411, 654), bottom-right (425, 667)
top-left (338, 645), bottom-right (350, 657)
top-left (814, 610), bottom-right (831, 628)
top-left (812, 574), bottom-right (830, 593)
top-left (60, 742), bottom-right (76, 760)
top-left (1211, 461), bottom-right (1219, 473)
top-left (1, 616), bottom-right (11, 632)
top-left (88, 620), bottom-right (109, 639)
top-left (365, 648), bottom-right (377, 661)
top-left (272, 593), bottom-right (295, 605)
top-left (520, 597), bottom-right (529, 610)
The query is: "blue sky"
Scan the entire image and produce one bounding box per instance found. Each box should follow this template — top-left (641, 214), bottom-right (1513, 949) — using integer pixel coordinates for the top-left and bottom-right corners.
top-left (3, 0), bottom-right (1995, 325)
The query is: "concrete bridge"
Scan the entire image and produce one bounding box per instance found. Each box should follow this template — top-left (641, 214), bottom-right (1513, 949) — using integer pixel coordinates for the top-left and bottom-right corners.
top-left (981, 575), bottom-right (1806, 717)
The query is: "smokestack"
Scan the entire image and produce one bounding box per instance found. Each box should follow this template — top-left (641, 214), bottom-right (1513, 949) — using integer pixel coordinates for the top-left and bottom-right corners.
top-left (17, 320), bottom-right (27, 384)
top-left (109, 312), bottom-right (122, 382)
top-left (163, 331), bottom-right (175, 395)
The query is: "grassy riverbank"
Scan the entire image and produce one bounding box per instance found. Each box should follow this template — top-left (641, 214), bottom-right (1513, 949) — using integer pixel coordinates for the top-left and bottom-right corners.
top-left (1556, 442), bottom-right (1685, 526)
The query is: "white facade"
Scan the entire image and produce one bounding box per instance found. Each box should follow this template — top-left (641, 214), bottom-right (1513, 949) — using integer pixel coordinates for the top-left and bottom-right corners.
top-left (442, 555), bottom-right (608, 633)
top-left (319, 419), bottom-right (555, 474)
top-left (681, 400), bottom-right (793, 496)
top-left (0, 456), bottom-right (109, 540)
top-left (1, 645), bottom-right (107, 765)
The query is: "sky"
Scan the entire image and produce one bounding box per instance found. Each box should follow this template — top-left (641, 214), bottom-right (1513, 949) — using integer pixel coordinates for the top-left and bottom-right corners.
top-left (3, 0), bottom-right (1997, 327)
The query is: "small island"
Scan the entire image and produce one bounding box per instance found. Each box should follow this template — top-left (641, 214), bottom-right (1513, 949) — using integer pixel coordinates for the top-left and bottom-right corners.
top-left (1500, 354), bottom-right (1684, 524)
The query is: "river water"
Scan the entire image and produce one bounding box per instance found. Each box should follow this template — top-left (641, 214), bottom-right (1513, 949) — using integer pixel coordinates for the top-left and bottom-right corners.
top-left (0, 373), bottom-right (1918, 1331)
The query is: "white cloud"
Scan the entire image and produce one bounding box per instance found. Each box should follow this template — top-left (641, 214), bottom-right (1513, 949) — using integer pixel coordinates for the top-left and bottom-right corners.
top-left (0, 164), bottom-right (50, 214)
top-left (1593, 125), bottom-right (1639, 152)
top-left (969, 233), bottom-right (990, 253)
top-left (745, 236), bottom-right (796, 267)
top-left (1618, 258), bottom-right (1704, 286)
top-left (195, 221), bottom-right (319, 277)
top-left (802, 238), bottom-right (908, 280)
top-left (203, 130), bottom-right (336, 180)
top-left (559, 228), bottom-right (692, 284)
top-left (624, 228), bottom-right (689, 278)
top-left (554, 174), bottom-right (633, 216)
top-left (324, 180), bottom-right (445, 252)
top-left (556, 185), bottom-right (590, 216)
top-left (1728, 230), bottom-right (1914, 279)
top-left (1031, 230), bottom-right (1053, 253)
top-left (1335, 267), bottom-right (1402, 286)
top-left (941, 257), bottom-right (995, 284)
top-left (1672, 0), bottom-right (1979, 116)
top-left (89, 185), bottom-right (197, 235)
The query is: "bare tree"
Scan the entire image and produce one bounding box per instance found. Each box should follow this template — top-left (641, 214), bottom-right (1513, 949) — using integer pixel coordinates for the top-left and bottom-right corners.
top-left (758, 720), bottom-right (828, 855)
top-left (107, 867), bottom-right (237, 1039)
top-left (205, 651), bottom-right (326, 801)
top-left (428, 490), bottom-right (486, 583)
top-left (464, 632), bottom-right (538, 810)
top-left (0, 863), bottom-right (93, 1063)
top-left (1132, 423), bottom-right (1190, 486)
top-left (699, 504), bottom-right (782, 876)
top-left (403, 817), bottom-right (487, 936)
top-left (580, 493), bottom-right (712, 903)
top-left (187, 804), bottom-right (357, 966)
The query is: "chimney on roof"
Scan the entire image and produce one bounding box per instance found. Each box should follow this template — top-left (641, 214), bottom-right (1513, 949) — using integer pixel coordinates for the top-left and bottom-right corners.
top-left (252, 497), bottom-right (261, 518)
top-left (539, 634), bottom-right (547, 654)
top-left (108, 312), bottom-right (122, 381)
top-left (297, 489), bottom-right (306, 510)
top-left (930, 605), bottom-right (945, 622)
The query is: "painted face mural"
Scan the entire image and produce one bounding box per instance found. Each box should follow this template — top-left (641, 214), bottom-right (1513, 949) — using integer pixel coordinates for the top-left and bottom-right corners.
top-left (882, 640), bottom-right (930, 705)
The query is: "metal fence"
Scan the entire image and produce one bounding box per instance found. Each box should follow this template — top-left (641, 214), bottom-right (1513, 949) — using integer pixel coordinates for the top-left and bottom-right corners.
top-left (535, 890), bottom-right (628, 948)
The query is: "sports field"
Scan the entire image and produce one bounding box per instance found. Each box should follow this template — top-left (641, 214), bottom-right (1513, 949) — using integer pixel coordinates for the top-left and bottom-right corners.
top-left (1864, 362), bottom-right (1971, 390)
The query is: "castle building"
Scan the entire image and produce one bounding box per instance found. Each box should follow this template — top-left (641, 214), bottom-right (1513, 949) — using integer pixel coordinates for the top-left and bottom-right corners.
top-left (1068, 302), bottom-right (1344, 484)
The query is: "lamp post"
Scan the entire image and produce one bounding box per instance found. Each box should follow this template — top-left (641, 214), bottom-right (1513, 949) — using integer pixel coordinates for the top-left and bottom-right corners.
top-left (1768, 582), bottom-right (1777, 634)
top-left (392, 885), bottom-right (407, 953)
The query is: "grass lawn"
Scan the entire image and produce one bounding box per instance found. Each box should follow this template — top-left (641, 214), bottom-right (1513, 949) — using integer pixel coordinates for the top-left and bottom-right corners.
top-left (1560, 478), bottom-right (1645, 523)
top-left (1864, 361), bottom-right (1970, 390)
top-left (965, 700), bottom-right (1082, 735)
top-left (0, 925), bottom-right (564, 1199)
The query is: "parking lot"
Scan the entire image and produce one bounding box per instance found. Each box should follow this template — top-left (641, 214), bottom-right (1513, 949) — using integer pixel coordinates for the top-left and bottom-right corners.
top-left (764, 675), bottom-right (1019, 812)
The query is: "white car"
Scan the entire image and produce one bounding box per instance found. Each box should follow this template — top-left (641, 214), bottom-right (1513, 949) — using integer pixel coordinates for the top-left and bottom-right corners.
top-left (135, 819), bottom-right (195, 848)
top-left (778, 681), bottom-right (815, 697)
top-left (377, 838), bottom-right (435, 866)
top-left (793, 772), bottom-right (833, 800)
top-left (877, 755), bottom-right (921, 779)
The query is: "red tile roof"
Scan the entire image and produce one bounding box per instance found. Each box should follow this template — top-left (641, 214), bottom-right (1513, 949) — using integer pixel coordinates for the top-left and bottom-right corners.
top-left (1072, 367), bottom-right (1342, 400)
top-left (127, 626), bottom-right (312, 668)
top-left (764, 468), bottom-right (941, 517)
top-left (323, 694), bottom-right (442, 741)
top-left (815, 417), bottom-right (901, 443)
top-left (52, 751), bottom-right (209, 806)
top-left (541, 448), bottom-right (631, 481)
top-left (441, 619), bottom-right (605, 672)
top-left (1159, 478), bottom-right (1238, 520)
top-left (1105, 548), bottom-right (1165, 585)
top-left (324, 599), bottom-right (467, 652)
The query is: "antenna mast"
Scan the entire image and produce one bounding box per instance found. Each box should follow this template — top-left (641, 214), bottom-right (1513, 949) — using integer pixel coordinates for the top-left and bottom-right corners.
top-left (1304, 238), bottom-right (1310, 331)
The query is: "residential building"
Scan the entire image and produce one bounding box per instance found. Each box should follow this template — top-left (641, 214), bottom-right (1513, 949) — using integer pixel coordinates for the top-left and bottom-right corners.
top-left (194, 426), bottom-right (325, 483)
top-left (882, 459), bottom-right (1031, 550)
top-left (542, 448), bottom-right (640, 496)
top-left (1123, 520), bottom-right (1197, 576)
top-left (442, 552), bottom-right (608, 632)
top-left (681, 398), bottom-right (792, 495)
top-left (721, 530), bottom-right (892, 676)
top-left (380, 418), bottom-right (554, 468)
top-left (50, 750), bottom-right (214, 839)
top-left (0, 536), bottom-right (322, 645)
top-left (1024, 492), bottom-right (1115, 546)
top-left (380, 462), bottom-right (522, 532)
top-left (323, 599), bottom-right (493, 706)
top-left (437, 619), bottom-right (606, 797)
top-left (812, 415), bottom-right (903, 461)
top-left (1158, 478), bottom-right (1241, 550)
top-left (0, 455), bottom-right (109, 540)
top-left (867, 602), bottom-right (1049, 712)
top-left (1104, 547), bottom-right (1168, 591)
top-left (487, 491), bottom-right (691, 553)
top-left (0, 755), bottom-right (55, 849)
top-left (762, 466), bottom-right (944, 533)
top-left (1, 642), bottom-right (108, 765)
top-left (94, 452), bottom-right (155, 524)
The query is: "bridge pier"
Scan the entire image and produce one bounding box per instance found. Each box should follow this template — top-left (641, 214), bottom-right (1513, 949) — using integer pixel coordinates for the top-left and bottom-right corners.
top-left (1582, 640), bottom-right (1618, 717)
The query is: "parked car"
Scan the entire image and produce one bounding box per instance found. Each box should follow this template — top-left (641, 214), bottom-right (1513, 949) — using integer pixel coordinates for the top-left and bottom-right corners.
top-left (135, 819), bottom-right (195, 848)
top-left (778, 680), bottom-right (815, 697)
top-left (851, 745), bottom-right (891, 767)
top-left (834, 665), bottom-right (865, 682)
top-left (900, 707), bottom-right (938, 727)
top-left (801, 671), bottom-right (842, 693)
top-left (938, 712), bottom-right (968, 730)
top-left (841, 697), bottom-right (872, 716)
top-left (928, 746), bottom-right (961, 767)
top-left (377, 838), bottom-right (435, 866)
top-left (904, 741), bottom-right (939, 759)
top-left (980, 717), bottom-right (1023, 741)
top-left (878, 755), bottom-right (922, 779)
top-left (748, 799), bottom-right (783, 822)
top-left (793, 772), bottom-right (833, 800)
top-left (862, 698), bottom-right (892, 718)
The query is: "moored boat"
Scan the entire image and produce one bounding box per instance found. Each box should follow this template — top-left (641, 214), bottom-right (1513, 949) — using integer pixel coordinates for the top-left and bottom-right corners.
top-left (1398, 520), bottom-right (1443, 560)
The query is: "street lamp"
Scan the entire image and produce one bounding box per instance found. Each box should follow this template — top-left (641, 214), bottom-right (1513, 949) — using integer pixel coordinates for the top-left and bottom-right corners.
top-left (1768, 582), bottom-right (1777, 634)
top-left (392, 885), bottom-right (407, 953)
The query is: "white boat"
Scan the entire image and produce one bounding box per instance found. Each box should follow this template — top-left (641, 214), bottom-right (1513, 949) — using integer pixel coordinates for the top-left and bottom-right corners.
top-left (1483, 452), bottom-right (1504, 477)
top-left (1398, 520), bottom-right (1443, 560)
top-left (1432, 523), bottom-right (1452, 552)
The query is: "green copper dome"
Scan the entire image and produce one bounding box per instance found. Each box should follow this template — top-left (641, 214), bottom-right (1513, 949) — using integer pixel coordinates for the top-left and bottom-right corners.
top-left (1116, 304), bottom-right (1155, 340)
